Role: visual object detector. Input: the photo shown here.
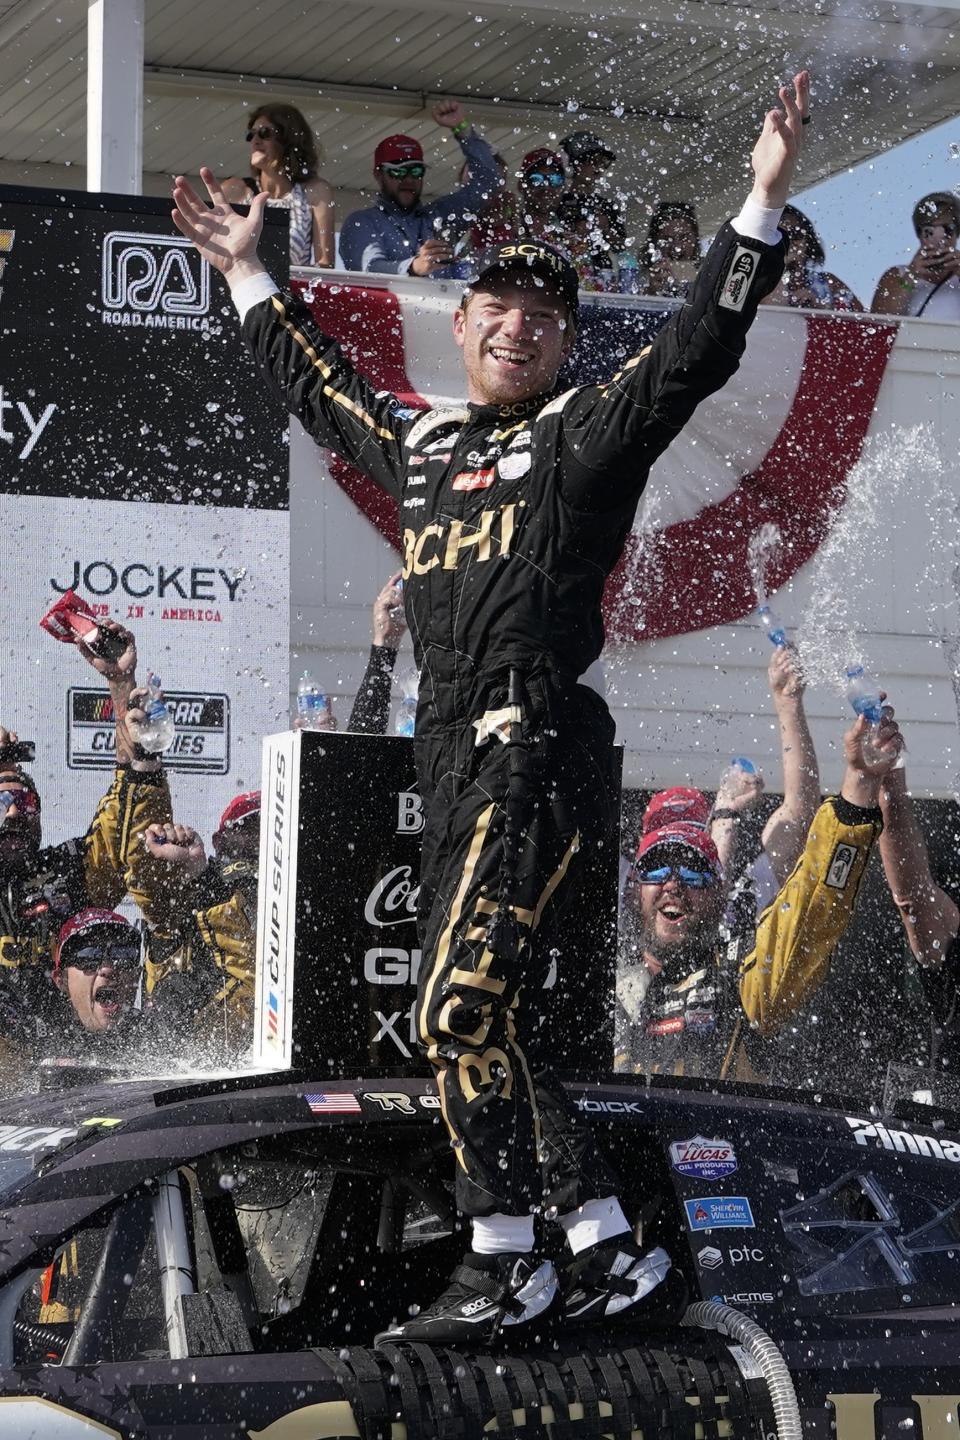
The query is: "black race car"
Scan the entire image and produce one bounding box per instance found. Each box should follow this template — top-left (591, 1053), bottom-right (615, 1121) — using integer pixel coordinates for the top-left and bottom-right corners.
top-left (0, 1065), bottom-right (957, 1438)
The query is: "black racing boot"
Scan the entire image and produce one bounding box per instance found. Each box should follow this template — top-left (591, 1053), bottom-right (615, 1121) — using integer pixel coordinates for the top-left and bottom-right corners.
top-left (561, 1237), bottom-right (685, 1327)
top-left (375, 1251), bottom-right (558, 1346)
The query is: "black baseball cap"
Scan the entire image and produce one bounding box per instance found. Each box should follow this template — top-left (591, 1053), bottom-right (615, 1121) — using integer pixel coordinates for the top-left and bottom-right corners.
top-left (561, 131), bottom-right (616, 165)
top-left (469, 240), bottom-right (580, 316)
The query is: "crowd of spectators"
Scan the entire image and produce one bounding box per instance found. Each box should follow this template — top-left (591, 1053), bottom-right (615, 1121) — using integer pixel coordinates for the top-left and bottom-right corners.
top-left (233, 99), bottom-right (959, 312)
top-left (3, 573), bottom-right (960, 1117)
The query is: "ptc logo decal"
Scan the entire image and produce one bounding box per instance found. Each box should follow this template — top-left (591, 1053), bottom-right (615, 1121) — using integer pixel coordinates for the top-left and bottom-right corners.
top-left (670, 1135), bottom-right (738, 1180)
top-left (101, 231), bottom-right (212, 332)
top-left (697, 1246), bottom-right (723, 1270)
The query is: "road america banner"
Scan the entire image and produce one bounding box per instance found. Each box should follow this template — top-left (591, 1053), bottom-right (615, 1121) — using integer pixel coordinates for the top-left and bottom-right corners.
top-left (0, 185), bottom-right (290, 848)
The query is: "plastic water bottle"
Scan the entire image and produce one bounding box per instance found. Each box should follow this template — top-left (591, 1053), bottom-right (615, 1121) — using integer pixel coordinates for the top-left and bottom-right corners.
top-left (395, 695), bottom-right (416, 739)
top-left (138, 672), bottom-right (175, 753)
top-left (757, 603), bottom-right (788, 647)
top-left (297, 671), bottom-right (328, 730)
top-left (717, 755), bottom-right (759, 797)
top-left (844, 665), bottom-right (883, 725)
top-left (617, 251), bottom-right (642, 294)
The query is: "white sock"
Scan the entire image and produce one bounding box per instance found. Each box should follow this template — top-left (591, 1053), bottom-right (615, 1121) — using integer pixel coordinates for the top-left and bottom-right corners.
top-left (558, 1196), bottom-right (630, 1255)
top-left (472, 1213), bottom-right (536, 1256)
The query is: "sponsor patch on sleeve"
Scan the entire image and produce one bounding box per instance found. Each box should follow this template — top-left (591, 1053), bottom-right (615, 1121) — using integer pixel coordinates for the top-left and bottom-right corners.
top-left (718, 245), bottom-right (758, 312)
top-left (826, 842), bottom-right (857, 889)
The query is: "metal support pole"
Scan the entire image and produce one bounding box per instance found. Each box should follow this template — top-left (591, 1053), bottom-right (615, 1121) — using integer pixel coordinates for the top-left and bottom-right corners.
top-left (87, 0), bottom-right (144, 193)
top-left (152, 1171), bottom-right (197, 1360)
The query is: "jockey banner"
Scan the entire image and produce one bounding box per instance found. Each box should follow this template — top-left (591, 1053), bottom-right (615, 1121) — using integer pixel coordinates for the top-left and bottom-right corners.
top-left (0, 185), bottom-right (290, 849)
top-left (291, 274), bottom-right (898, 643)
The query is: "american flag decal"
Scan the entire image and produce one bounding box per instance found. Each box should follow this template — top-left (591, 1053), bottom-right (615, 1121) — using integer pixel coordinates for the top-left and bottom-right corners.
top-left (305, 1092), bottom-right (361, 1115)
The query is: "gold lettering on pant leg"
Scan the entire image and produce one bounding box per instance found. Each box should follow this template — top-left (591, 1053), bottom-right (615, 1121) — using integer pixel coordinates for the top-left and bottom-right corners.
top-left (438, 996), bottom-right (495, 1047)
top-left (912, 1395), bottom-right (960, 1439)
top-left (459, 1046), bottom-right (514, 1102)
top-left (827, 1392), bottom-right (879, 1439)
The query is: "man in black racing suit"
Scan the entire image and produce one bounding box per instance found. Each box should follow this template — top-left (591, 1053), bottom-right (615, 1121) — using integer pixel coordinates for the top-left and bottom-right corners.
top-left (173, 70), bottom-right (809, 1345)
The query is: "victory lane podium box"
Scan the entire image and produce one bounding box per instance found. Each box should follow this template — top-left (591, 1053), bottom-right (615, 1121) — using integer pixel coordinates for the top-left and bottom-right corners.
top-left (253, 729), bottom-right (619, 1073)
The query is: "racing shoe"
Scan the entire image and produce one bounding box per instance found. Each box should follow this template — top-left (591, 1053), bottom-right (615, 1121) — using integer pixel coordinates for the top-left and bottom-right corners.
top-left (375, 1252), bottom-right (558, 1346)
top-left (561, 1237), bottom-right (684, 1327)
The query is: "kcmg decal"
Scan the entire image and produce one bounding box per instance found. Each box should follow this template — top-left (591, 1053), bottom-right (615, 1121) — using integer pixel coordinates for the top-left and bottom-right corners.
top-left (101, 231), bottom-right (211, 330)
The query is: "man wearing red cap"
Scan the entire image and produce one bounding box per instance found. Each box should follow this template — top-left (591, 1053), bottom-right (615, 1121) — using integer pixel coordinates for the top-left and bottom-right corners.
top-left (52, 909), bottom-right (142, 1037)
top-left (339, 100), bottom-right (500, 278)
top-left (515, 149), bottom-right (568, 246)
top-left (174, 74), bottom-right (809, 1343)
top-left (617, 710), bottom-right (906, 1080)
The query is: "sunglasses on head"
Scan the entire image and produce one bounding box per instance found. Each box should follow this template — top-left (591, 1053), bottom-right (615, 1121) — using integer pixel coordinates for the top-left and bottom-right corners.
top-left (0, 788), bottom-right (39, 816)
top-left (526, 172), bottom-right (565, 188)
top-left (66, 943), bottom-right (141, 973)
top-left (383, 163), bottom-right (426, 180)
top-left (634, 862), bottom-right (717, 889)
top-left (246, 124), bottom-right (281, 143)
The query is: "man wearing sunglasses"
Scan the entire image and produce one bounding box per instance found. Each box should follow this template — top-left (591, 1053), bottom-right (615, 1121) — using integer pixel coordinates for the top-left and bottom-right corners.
top-left (0, 621), bottom-right (174, 1083)
top-left (515, 149), bottom-right (568, 247)
top-left (52, 908), bottom-right (142, 1037)
top-left (339, 100), bottom-right (500, 279)
top-left (174, 73), bottom-right (808, 1345)
top-left (617, 707), bottom-right (906, 1081)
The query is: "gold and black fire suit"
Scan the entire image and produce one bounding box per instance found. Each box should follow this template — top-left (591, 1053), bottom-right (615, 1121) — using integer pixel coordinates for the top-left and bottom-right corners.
top-left (242, 218), bottom-right (785, 1219)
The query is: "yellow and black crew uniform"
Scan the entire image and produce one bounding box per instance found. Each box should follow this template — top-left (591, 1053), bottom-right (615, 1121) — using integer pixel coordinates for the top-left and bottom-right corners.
top-left (615, 794), bottom-right (884, 1080)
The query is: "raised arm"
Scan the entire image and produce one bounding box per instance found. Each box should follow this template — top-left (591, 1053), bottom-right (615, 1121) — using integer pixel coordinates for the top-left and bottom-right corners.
top-left (878, 766), bottom-right (959, 967)
top-left (426, 101), bottom-right (501, 232)
top-left (172, 168), bottom-right (410, 495)
top-left (760, 644), bottom-right (821, 887)
top-left (559, 72), bottom-right (809, 511)
top-left (739, 706), bottom-right (901, 1037)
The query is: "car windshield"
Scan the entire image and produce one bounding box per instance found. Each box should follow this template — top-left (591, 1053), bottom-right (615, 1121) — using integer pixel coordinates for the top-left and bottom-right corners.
top-left (0, 1155), bottom-right (36, 1199)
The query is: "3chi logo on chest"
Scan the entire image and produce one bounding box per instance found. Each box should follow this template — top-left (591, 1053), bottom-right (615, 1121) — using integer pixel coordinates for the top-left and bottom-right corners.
top-left (402, 502), bottom-right (522, 578)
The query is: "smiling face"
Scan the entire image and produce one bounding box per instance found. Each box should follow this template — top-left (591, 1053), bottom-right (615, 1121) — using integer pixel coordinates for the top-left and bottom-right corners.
top-left (453, 271), bottom-right (574, 406)
top-left (625, 846), bottom-right (723, 970)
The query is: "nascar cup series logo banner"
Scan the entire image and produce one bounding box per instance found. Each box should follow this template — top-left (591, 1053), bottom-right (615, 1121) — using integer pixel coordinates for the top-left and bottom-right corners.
top-left (0, 184), bottom-right (290, 847)
top-left (291, 275), bottom-right (897, 641)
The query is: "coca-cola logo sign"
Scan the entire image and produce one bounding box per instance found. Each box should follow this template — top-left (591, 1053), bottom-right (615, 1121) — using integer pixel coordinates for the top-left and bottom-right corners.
top-left (364, 865), bottom-right (420, 929)
top-left (669, 1135), bottom-right (738, 1180)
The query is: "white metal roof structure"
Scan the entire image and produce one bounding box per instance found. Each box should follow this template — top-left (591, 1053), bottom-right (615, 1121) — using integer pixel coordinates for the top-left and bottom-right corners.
top-left (2, 0), bottom-right (959, 226)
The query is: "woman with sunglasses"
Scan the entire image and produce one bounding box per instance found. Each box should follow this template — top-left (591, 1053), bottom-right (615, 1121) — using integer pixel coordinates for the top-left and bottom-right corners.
top-left (871, 191), bottom-right (960, 319)
top-left (222, 103), bottom-right (334, 268)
